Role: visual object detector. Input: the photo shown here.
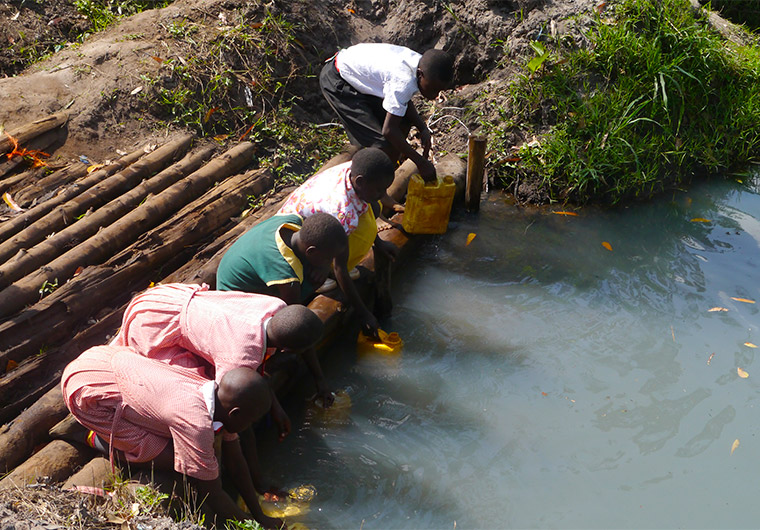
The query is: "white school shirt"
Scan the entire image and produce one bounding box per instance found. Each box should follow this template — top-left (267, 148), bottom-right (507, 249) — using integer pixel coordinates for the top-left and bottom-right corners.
top-left (335, 43), bottom-right (421, 117)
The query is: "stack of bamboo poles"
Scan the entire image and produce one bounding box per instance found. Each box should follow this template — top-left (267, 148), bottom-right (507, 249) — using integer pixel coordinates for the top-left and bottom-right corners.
top-left (0, 112), bottom-right (468, 499)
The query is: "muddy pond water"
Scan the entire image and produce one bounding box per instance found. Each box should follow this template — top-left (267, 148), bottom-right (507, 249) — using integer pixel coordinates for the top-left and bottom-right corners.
top-left (259, 171), bottom-right (760, 529)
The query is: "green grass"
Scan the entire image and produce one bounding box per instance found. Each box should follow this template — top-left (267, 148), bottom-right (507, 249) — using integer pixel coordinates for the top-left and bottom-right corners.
top-left (143, 5), bottom-right (346, 181)
top-left (484, 0), bottom-right (760, 204)
top-left (75, 0), bottom-right (172, 38)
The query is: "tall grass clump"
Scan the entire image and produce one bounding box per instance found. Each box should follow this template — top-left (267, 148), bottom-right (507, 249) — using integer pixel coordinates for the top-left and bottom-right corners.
top-left (488, 0), bottom-right (760, 204)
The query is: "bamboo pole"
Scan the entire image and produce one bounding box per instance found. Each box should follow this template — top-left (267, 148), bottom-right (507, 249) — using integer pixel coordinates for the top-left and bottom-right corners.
top-left (0, 146), bottom-right (215, 289)
top-left (13, 162), bottom-right (89, 207)
top-left (0, 440), bottom-right (92, 490)
top-left (0, 167), bottom-right (273, 364)
top-left (0, 147), bottom-right (146, 244)
top-left (0, 386), bottom-right (69, 474)
top-left (0, 135), bottom-right (193, 265)
top-left (0, 112), bottom-right (69, 156)
top-left (465, 134), bottom-right (487, 212)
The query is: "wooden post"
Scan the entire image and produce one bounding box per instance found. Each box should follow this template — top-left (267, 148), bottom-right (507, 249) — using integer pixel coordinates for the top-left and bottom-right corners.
top-left (465, 134), bottom-right (487, 212)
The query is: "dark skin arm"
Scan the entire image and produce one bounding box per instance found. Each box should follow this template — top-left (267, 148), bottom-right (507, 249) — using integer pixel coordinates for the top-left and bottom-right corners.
top-left (267, 383), bottom-right (291, 441)
top-left (333, 247), bottom-right (379, 338)
top-left (301, 346), bottom-right (334, 407)
top-left (275, 282), bottom-right (301, 306)
top-left (195, 439), bottom-right (284, 529)
top-left (382, 108), bottom-right (436, 182)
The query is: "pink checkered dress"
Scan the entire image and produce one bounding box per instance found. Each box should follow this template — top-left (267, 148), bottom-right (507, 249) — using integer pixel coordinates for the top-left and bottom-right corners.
top-left (61, 345), bottom-right (230, 481)
top-left (278, 161), bottom-right (369, 235)
top-left (112, 283), bottom-right (286, 380)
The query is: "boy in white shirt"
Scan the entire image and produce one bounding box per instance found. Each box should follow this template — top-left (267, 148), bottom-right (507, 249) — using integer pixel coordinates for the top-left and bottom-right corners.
top-left (320, 43), bottom-right (454, 183)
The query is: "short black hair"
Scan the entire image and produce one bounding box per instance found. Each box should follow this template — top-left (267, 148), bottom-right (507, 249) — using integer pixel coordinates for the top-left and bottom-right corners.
top-left (268, 305), bottom-right (324, 350)
top-left (351, 147), bottom-right (395, 184)
top-left (299, 212), bottom-right (347, 250)
top-left (418, 49), bottom-right (454, 85)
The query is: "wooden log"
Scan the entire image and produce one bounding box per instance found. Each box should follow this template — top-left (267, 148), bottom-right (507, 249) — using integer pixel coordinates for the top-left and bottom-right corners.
top-left (62, 457), bottom-right (114, 490)
top-left (165, 187), bottom-right (296, 287)
top-left (0, 167), bottom-right (47, 198)
top-left (387, 159), bottom-right (418, 204)
top-left (0, 147), bottom-right (146, 244)
top-left (0, 146), bottom-right (216, 289)
top-left (0, 135), bottom-right (193, 266)
top-left (0, 142), bottom-right (254, 319)
top-left (0, 440), bottom-right (92, 490)
top-left (0, 304), bottom-right (124, 424)
top-left (0, 128), bottom-right (66, 182)
top-left (13, 162), bottom-right (89, 208)
top-left (0, 167), bottom-right (273, 365)
top-left (465, 134), bottom-right (487, 212)
top-left (437, 153), bottom-right (468, 200)
top-left (0, 112), bottom-right (68, 156)
top-left (0, 386), bottom-right (69, 475)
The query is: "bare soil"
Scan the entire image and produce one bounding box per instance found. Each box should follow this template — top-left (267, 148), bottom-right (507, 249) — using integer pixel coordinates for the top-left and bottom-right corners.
top-left (0, 0), bottom-right (595, 186)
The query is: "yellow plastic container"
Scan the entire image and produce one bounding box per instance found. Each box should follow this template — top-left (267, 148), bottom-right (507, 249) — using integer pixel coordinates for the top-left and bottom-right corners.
top-left (402, 174), bottom-right (456, 234)
top-left (356, 329), bottom-right (404, 355)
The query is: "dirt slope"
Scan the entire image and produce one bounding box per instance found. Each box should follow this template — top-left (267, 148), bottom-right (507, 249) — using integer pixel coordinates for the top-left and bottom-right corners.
top-left (0, 0), bottom-right (596, 168)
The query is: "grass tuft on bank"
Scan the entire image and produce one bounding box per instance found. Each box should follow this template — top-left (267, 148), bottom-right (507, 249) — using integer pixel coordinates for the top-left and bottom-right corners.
top-left (485, 0), bottom-right (760, 204)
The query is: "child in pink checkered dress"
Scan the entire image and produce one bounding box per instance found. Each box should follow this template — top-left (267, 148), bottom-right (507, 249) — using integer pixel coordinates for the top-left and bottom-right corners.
top-left (58, 344), bottom-right (284, 529)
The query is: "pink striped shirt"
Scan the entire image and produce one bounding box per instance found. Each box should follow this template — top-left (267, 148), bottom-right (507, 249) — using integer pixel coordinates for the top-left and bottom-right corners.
top-left (62, 345), bottom-right (233, 481)
top-left (113, 283), bottom-right (286, 380)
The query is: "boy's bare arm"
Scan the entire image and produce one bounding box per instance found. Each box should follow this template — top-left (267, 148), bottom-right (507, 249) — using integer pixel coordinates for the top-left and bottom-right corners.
top-left (193, 472), bottom-right (283, 529)
top-left (382, 112), bottom-right (436, 181)
top-left (333, 250), bottom-right (379, 338)
top-left (275, 281), bottom-right (301, 305)
top-left (301, 346), bottom-right (334, 406)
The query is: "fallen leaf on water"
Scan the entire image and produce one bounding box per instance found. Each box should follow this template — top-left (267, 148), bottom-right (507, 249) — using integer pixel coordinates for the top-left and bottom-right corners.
top-left (465, 233), bottom-right (477, 246)
top-left (744, 342), bottom-right (758, 348)
top-left (708, 307), bottom-right (728, 312)
top-left (602, 241), bottom-right (613, 251)
top-left (731, 439), bottom-right (740, 455)
top-left (552, 211), bottom-right (578, 216)
top-left (690, 217), bottom-right (711, 223)
top-left (707, 352), bottom-right (714, 365)
top-left (541, 392), bottom-right (548, 396)
top-left (731, 297), bottom-right (756, 304)
top-left (6, 359), bottom-right (18, 372)
top-left (671, 325), bottom-right (675, 342)
top-left (737, 367), bottom-right (749, 378)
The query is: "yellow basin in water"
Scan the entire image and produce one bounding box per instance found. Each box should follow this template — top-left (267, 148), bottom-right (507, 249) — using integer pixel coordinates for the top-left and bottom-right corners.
top-left (356, 329), bottom-right (404, 355)
top-left (238, 485), bottom-right (316, 524)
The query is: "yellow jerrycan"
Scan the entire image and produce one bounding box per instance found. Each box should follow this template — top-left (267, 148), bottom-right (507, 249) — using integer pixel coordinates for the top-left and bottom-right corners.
top-left (402, 174), bottom-right (456, 234)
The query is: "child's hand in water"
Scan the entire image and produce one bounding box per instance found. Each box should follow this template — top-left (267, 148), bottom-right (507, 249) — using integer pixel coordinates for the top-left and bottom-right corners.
top-left (270, 405), bottom-right (291, 441)
top-left (263, 488), bottom-right (288, 502)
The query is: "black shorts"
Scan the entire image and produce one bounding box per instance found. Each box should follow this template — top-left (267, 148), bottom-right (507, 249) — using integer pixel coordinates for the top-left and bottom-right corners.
top-left (319, 59), bottom-right (411, 149)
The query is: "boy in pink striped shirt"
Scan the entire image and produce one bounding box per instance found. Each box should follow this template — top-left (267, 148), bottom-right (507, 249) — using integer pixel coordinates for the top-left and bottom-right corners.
top-left (57, 344), bottom-right (284, 529)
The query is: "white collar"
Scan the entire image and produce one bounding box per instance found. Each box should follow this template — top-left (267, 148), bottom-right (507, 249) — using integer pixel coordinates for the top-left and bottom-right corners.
top-left (201, 380), bottom-right (225, 433)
